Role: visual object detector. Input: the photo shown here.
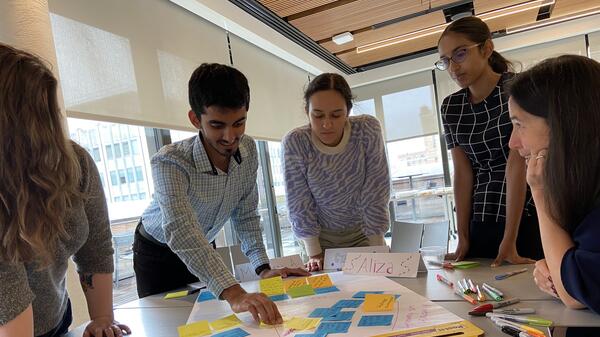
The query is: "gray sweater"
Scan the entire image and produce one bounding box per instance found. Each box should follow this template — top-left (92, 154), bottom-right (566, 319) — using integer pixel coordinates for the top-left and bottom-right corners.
top-left (0, 143), bottom-right (114, 335)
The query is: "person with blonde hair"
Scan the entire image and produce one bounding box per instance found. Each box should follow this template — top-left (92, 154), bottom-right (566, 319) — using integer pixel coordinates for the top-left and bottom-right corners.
top-left (0, 43), bottom-right (130, 337)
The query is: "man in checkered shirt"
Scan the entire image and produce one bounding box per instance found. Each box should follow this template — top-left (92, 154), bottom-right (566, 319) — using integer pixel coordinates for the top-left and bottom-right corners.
top-left (133, 63), bottom-right (308, 325)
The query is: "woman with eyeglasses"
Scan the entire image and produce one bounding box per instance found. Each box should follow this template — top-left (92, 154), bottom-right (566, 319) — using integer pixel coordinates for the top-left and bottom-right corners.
top-left (436, 16), bottom-right (543, 266)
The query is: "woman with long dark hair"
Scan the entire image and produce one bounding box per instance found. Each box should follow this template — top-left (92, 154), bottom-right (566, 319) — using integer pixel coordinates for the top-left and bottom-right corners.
top-left (0, 44), bottom-right (130, 336)
top-left (437, 16), bottom-right (543, 265)
top-left (508, 55), bottom-right (600, 313)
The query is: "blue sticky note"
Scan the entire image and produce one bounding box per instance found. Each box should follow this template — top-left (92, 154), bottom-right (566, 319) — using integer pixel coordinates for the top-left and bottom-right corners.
top-left (316, 321), bottom-right (351, 334)
top-left (212, 327), bottom-right (250, 337)
top-left (352, 291), bottom-right (384, 298)
top-left (358, 315), bottom-right (394, 327)
top-left (269, 294), bottom-right (289, 302)
top-left (394, 294), bottom-right (401, 299)
top-left (197, 291), bottom-right (216, 302)
top-left (314, 286), bottom-right (340, 294)
top-left (322, 311), bottom-right (355, 321)
top-left (295, 333), bottom-right (328, 337)
top-left (309, 307), bottom-right (341, 318)
top-left (332, 299), bottom-right (364, 309)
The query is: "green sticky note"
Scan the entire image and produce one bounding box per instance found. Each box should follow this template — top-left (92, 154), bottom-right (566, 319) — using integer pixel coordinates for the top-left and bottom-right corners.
top-left (452, 261), bottom-right (480, 269)
top-left (177, 320), bottom-right (211, 337)
top-left (165, 290), bottom-right (189, 299)
top-left (287, 284), bottom-right (316, 298)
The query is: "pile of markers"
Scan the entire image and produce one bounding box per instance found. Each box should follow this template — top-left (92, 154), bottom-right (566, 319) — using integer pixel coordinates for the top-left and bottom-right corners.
top-left (435, 274), bottom-right (553, 337)
top-left (486, 311), bottom-right (552, 337)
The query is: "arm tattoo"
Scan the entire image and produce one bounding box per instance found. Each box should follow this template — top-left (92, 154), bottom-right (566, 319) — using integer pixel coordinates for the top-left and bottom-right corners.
top-left (79, 273), bottom-right (94, 292)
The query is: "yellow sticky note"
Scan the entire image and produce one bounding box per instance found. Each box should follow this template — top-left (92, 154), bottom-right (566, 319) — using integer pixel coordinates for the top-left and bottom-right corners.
top-left (284, 277), bottom-right (308, 292)
top-left (260, 276), bottom-right (284, 296)
top-left (165, 290), bottom-right (189, 299)
top-left (364, 294), bottom-right (395, 312)
top-left (259, 317), bottom-right (288, 329)
top-left (285, 317), bottom-right (321, 331)
top-left (210, 314), bottom-right (241, 331)
top-left (307, 274), bottom-right (333, 289)
top-left (287, 284), bottom-right (315, 298)
top-left (177, 320), bottom-right (211, 337)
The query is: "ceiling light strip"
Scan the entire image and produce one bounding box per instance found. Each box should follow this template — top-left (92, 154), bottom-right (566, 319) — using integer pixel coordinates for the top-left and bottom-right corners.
top-left (356, 0), bottom-right (555, 54)
top-left (506, 7), bottom-right (600, 34)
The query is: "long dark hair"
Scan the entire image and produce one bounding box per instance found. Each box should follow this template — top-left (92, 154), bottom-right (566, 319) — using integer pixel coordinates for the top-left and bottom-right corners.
top-left (439, 16), bottom-right (514, 73)
top-left (507, 55), bottom-right (600, 233)
top-left (304, 73), bottom-right (353, 113)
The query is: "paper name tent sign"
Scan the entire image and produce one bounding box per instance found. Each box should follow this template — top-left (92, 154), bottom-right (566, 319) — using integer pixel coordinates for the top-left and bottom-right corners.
top-left (323, 245), bottom-right (390, 271)
top-left (342, 253), bottom-right (421, 278)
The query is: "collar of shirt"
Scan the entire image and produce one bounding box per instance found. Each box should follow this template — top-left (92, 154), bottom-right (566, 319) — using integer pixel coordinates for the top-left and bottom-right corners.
top-left (192, 132), bottom-right (245, 175)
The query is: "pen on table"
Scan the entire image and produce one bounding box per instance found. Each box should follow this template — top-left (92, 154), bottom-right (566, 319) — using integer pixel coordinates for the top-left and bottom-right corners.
top-left (483, 283), bottom-right (505, 297)
top-left (469, 298), bottom-right (521, 315)
top-left (482, 285), bottom-right (503, 301)
top-left (501, 325), bottom-right (522, 337)
top-left (493, 317), bottom-right (546, 337)
top-left (491, 318), bottom-right (542, 337)
top-left (494, 308), bottom-right (535, 315)
top-left (460, 279), bottom-right (471, 294)
top-left (454, 288), bottom-right (477, 305)
top-left (436, 274), bottom-right (453, 287)
top-left (188, 288), bottom-right (202, 295)
top-left (495, 268), bottom-right (529, 280)
top-left (468, 279), bottom-right (477, 293)
top-left (486, 313), bottom-right (553, 327)
top-left (476, 285), bottom-right (486, 302)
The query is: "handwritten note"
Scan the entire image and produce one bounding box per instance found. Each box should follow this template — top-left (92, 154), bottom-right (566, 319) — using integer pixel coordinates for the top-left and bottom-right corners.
top-left (270, 254), bottom-right (304, 269)
top-left (234, 262), bottom-right (260, 282)
top-left (177, 320), bottom-right (211, 337)
top-left (364, 294), bottom-right (395, 312)
top-left (323, 245), bottom-right (390, 270)
top-left (210, 314), bottom-right (241, 331)
top-left (307, 274), bottom-right (333, 289)
top-left (342, 253), bottom-right (420, 278)
top-left (259, 276), bottom-right (284, 296)
top-left (287, 284), bottom-right (316, 298)
top-left (284, 277), bottom-right (308, 292)
top-left (285, 317), bottom-right (321, 330)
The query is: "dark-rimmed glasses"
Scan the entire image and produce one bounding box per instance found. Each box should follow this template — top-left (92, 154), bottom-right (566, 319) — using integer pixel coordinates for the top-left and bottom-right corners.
top-left (435, 44), bottom-right (482, 71)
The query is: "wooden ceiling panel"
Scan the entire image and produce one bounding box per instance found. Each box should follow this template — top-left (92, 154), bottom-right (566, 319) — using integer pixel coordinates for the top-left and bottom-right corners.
top-left (257, 0), bottom-right (338, 18)
top-left (482, 7), bottom-right (540, 33)
top-left (320, 11), bottom-right (447, 54)
top-left (289, 0), bottom-right (449, 41)
top-left (474, 0), bottom-right (528, 14)
top-left (552, 0), bottom-right (600, 17)
top-left (337, 31), bottom-right (443, 67)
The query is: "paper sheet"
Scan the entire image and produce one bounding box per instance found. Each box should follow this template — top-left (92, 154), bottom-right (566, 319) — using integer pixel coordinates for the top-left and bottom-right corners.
top-left (187, 272), bottom-right (463, 336)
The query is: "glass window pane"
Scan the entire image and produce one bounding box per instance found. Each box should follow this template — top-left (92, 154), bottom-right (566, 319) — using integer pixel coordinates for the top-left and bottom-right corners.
top-left (170, 130), bottom-right (197, 142)
top-left (350, 99), bottom-right (376, 117)
top-left (122, 141), bottom-right (130, 156)
top-left (126, 168), bottom-right (135, 183)
top-left (114, 143), bottom-right (122, 158)
top-left (382, 85), bottom-right (437, 141)
top-left (135, 166), bottom-right (144, 181)
top-left (590, 31), bottom-right (600, 61)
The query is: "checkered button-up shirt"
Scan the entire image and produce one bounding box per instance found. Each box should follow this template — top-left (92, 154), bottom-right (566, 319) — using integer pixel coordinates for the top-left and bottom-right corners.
top-left (141, 134), bottom-right (269, 297)
top-left (441, 72), bottom-right (534, 223)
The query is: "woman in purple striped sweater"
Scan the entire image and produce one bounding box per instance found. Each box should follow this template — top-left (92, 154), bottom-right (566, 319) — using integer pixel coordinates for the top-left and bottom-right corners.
top-left (283, 73), bottom-right (391, 271)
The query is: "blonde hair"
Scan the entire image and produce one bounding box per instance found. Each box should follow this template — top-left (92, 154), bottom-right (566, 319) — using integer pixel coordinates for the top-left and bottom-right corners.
top-left (0, 43), bottom-right (81, 267)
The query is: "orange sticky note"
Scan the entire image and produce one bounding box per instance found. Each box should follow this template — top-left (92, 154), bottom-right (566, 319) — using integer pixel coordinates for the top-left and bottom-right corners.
top-left (307, 274), bottom-right (333, 289)
top-left (260, 276), bottom-right (284, 296)
top-left (284, 277), bottom-right (308, 292)
top-left (364, 294), bottom-right (395, 312)
top-left (177, 320), bottom-right (211, 337)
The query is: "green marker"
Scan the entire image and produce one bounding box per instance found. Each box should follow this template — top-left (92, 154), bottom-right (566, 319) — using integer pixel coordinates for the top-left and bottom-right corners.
top-left (486, 313), bottom-right (553, 327)
top-left (482, 284), bottom-right (503, 301)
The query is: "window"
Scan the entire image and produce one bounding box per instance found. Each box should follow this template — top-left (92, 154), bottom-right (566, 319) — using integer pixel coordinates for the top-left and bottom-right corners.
top-left (118, 170), bottom-right (127, 184)
top-left (110, 171), bottom-right (118, 186)
top-left (92, 147), bottom-right (101, 162)
top-left (114, 143), bottom-right (122, 158)
top-left (350, 99), bottom-right (376, 117)
top-left (131, 139), bottom-right (140, 155)
top-left (170, 130), bottom-right (196, 142)
top-left (122, 141), bottom-right (130, 156)
top-left (105, 145), bottom-right (113, 160)
top-left (126, 168), bottom-right (135, 183)
top-left (135, 166), bottom-right (144, 182)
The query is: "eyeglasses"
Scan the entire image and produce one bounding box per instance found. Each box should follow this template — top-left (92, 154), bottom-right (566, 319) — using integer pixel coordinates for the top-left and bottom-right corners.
top-left (434, 44), bottom-right (482, 71)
